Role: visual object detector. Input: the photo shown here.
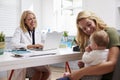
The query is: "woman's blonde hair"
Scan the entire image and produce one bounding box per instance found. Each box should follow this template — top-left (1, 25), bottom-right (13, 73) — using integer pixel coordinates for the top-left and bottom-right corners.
top-left (20, 10), bottom-right (37, 32)
top-left (76, 11), bottom-right (108, 52)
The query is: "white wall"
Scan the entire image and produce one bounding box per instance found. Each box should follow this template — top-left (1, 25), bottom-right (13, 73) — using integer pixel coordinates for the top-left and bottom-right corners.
top-left (21, 0), bottom-right (42, 30)
top-left (116, 0), bottom-right (120, 29)
top-left (20, 0), bottom-right (119, 30)
top-left (41, 0), bottom-right (56, 30)
top-left (83, 0), bottom-right (116, 28)
top-left (21, 0), bottom-right (56, 30)
top-left (40, 0), bottom-right (119, 31)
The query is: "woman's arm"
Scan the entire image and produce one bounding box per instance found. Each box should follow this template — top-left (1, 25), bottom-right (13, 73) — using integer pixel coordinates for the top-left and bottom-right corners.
top-left (11, 27), bottom-right (26, 49)
top-left (70, 47), bottom-right (119, 80)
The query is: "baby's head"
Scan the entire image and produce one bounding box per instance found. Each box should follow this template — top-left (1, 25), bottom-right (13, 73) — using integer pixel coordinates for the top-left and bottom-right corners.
top-left (89, 30), bottom-right (109, 50)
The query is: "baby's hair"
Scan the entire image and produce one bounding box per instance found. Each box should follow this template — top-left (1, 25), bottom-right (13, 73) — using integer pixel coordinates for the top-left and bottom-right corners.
top-left (90, 30), bottom-right (109, 47)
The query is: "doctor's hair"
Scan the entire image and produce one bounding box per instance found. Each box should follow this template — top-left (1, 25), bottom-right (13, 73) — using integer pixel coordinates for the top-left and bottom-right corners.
top-left (20, 10), bottom-right (37, 32)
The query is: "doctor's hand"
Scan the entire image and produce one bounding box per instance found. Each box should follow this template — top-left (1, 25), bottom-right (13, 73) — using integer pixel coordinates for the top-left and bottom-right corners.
top-left (27, 44), bottom-right (43, 49)
top-left (34, 44), bottom-right (43, 49)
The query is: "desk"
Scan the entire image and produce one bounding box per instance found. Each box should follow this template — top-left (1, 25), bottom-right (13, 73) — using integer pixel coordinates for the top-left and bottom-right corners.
top-left (0, 48), bottom-right (82, 72)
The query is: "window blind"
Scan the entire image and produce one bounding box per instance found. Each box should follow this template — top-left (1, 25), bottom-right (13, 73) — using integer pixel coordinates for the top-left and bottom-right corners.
top-left (0, 0), bottom-right (19, 37)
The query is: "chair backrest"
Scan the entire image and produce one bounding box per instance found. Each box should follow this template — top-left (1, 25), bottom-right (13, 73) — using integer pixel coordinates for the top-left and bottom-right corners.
top-left (112, 53), bottom-right (120, 80)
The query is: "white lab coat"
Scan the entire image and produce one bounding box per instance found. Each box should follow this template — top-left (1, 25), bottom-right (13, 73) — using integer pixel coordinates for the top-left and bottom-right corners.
top-left (8, 27), bottom-right (43, 80)
top-left (11, 27), bottom-right (43, 49)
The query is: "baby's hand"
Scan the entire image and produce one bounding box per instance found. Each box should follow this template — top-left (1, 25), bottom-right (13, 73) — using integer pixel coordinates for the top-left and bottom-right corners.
top-left (85, 45), bottom-right (92, 52)
top-left (78, 60), bottom-right (84, 68)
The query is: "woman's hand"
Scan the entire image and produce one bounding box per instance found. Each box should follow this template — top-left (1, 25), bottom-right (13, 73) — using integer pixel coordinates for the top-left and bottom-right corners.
top-left (69, 70), bottom-right (84, 80)
top-left (63, 72), bottom-right (70, 77)
top-left (63, 70), bottom-right (84, 80)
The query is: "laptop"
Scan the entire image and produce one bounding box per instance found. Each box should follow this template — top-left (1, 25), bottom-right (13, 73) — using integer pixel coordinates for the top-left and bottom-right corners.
top-left (12, 31), bottom-right (63, 57)
top-left (33, 31), bottom-right (63, 51)
top-left (43, 31), bottom-right (63, 50)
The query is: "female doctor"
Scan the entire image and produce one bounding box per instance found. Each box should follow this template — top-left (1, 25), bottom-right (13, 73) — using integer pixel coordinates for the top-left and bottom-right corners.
top-left (11, 10), bottom-right (51, 80)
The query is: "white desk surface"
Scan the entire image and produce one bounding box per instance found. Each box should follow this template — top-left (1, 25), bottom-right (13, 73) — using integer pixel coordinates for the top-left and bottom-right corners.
top-left (0, 48), bottom-right (82, 71)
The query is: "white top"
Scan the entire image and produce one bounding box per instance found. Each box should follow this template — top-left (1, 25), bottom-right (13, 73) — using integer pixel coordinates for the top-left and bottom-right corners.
top-left (82, 49), bottom-right (109, 67)
top-left (11, 27), bottom-right (43, 49)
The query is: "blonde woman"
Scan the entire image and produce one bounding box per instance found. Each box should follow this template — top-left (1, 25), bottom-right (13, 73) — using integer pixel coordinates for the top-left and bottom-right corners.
top-left (11, 10), bottom-right (51, 80)
top-left (64, 11), bottom-right (120, 80)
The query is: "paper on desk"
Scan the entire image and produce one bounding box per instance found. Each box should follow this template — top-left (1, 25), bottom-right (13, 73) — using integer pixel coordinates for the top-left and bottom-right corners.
top-left (11, 49), bottom-right (58, 58)
top-left (10, 50), bottom-right (30, 54)
top-left (28, 49), bottom-right (58, 57)
top-left (10, 50), bottom-right (31, 57)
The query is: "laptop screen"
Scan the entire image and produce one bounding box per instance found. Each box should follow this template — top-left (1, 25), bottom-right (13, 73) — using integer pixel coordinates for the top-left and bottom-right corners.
top-left (43, 31), bottom-right (63, 50)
